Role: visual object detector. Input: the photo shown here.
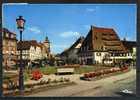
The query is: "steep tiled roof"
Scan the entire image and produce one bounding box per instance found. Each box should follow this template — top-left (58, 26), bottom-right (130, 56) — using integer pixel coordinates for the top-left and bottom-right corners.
top-left (2, 28), bottom-right (17, 40)
top-left (60, 36), bottom-right (85, 56)
top-left (17, 40), bottom-right (42, 50)
top-left (2, 28), bottom-right (16, 35)
top-left (121, 40), bottom-right (136, 50)
top-left (79, 26), bottom-right (127, 53)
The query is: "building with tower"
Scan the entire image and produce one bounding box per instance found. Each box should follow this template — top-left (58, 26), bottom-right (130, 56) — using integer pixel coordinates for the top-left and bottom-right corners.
top-left (42, 36), bottom-right (51, 59)
top-left (17, 36), bottom-right (51, 65)
top-left (17, 40), bottom-right (43, 65)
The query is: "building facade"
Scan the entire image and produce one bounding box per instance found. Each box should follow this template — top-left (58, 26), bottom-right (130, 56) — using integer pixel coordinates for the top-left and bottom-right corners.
top-left (17, 37), bottom-right (50, 65)
top-left (2, 28), bottom-right (17, 69)
top-left (78, 26), bottom-right (130, 65)
top-left (17, 40), bottom-right (42, 63)
top-left (121, 39), bottom-right (136, 66)
top-left (42, 36), bottom-right (51, 59)
top-left (60, 36), bottom-right (85, 64)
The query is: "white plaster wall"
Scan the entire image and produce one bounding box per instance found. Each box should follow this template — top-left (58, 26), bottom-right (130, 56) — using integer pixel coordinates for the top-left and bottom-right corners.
top-left (30, 46), bottom-right (36, 61)
top-left (94, 52), bottom-right (108, 64)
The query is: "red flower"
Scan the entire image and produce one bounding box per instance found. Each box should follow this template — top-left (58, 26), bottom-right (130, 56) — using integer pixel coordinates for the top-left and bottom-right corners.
top-left (89, 73), bottom-right (93, 78)
top-left (32, 70), bottom-right (43, 80)
top-left (84, 73), bottom-right (89, 78)
top-left (92, 72), bottom-right (96, 77)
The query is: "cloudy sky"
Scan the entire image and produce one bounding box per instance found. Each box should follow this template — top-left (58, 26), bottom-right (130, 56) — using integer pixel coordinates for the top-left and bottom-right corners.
top-left (2, 4), bottom-right (136, 54)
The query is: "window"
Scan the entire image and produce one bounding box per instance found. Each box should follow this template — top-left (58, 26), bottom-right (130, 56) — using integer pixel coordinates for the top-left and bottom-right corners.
top-left (101, 46), bottom-right (103, 50)
top-left (11, 34), bottom-right (16, 39)
top-left (6, 33), bottom-right (9, 37)
top-left (111, 53), bottom-right (114, 57)
top-left (95, 35), bottom-right (98, 40)
top-left (9, 42), bottom-right (14, 46)
top-left (110, 33), bottom-right (114, 36)
top-left (123, 53), bottom-right (126, 56)
top-left (102, 33), bottom-right (107, 35)
top-left (96, 52), bottom-right (101, 56)
top-left (127, 53), bottom-right (129, 56)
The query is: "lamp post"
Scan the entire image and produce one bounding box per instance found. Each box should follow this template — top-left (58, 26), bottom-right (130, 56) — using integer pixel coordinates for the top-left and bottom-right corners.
top-left (16, 16), bottom-right (26, 95)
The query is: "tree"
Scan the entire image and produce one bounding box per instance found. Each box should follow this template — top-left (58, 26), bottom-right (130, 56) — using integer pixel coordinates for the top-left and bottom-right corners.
top-left (49, 55), bottom-right (55, 66)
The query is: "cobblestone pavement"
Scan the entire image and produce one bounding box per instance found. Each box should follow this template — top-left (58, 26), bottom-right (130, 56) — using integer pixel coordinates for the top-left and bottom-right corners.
top-left (27, 69), bottom-right (136, 97)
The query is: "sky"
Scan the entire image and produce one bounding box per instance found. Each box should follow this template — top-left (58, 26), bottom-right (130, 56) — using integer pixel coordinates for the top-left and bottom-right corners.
top-left (2, 4), bottom-right (137, 54)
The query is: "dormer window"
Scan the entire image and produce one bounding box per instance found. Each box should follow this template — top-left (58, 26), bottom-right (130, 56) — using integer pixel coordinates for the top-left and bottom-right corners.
top-left (95, 35), bottom-right (97, 40)
top-left (11, 34), bottom-right (16, 39)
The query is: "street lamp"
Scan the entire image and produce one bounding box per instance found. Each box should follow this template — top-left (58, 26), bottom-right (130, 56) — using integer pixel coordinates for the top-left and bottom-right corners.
top-left (16, 16), bottom-right (26, 95)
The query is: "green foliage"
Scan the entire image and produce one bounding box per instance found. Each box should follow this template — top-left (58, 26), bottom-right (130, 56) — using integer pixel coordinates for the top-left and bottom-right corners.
top-left (39, 67), bottom-right (57, 75)
top-left (30, 65), bottom-right (111, 75)
top-left (74, 65), bottom-right (110, 74)
top-left (74, 66), bottom-right (95, 74)
top-left (24, 72), bottom-right (30, 81)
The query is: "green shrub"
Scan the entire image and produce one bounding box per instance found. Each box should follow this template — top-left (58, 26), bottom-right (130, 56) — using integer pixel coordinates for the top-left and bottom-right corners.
top-left (24, 72), bottom-right (30, 81)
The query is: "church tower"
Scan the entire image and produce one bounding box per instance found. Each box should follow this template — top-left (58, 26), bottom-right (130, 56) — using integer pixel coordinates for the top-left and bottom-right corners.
top-left (43, 36), bottom-right (50, 53)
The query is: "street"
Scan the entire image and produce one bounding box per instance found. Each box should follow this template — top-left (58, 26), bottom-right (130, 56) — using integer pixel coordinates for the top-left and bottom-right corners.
top-left (27, 69), bottom-right (136, 97)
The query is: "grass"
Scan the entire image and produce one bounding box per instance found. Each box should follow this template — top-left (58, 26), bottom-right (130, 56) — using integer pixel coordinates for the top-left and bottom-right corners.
top-left (74, 65), bottom-right (110, 74)
top-left (3, 65), bottom-right (112, 82)
top-left (38, 65), bottom-right (111, 75)
top-left (24, 72), bottom-right (30, 81)
top-left (39, 66), bottom-right (57, 75)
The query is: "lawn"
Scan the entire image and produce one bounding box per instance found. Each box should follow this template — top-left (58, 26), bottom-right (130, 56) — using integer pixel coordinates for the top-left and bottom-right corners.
top-left (3, 65), bottom-right (112, 82)
top-left (38, 65), bottom-right (111, 75)
top-left (39, 66), bottom-right (57, 75)
top-left (74, 65), bottom-right (111, 74)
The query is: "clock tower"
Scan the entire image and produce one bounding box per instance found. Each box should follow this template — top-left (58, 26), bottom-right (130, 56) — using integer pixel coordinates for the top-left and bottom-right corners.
top-left (43, 36), bottom-right (50, 53)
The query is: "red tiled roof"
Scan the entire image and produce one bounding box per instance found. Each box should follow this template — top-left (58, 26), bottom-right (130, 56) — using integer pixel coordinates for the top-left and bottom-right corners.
top-left (79, 25), bottom-right (128, 53)
top-left (60, 36), bottom-right (85, 56)
top-left (2, 28), bottom-right (16, 35)
top-left (121, 40), bottom-right (137, 50)
top-left (17, 40), bottom-right (43, 50)
top-left (2, 28), bottom-right (17, 40)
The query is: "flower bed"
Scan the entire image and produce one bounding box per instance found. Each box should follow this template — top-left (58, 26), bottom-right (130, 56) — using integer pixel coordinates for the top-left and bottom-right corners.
top-left (3, 77), bottom-right (75, 96)
top-left (83, 66), bottom-right (130, 80)
top-left (31, 69), bottom-right (43, 80)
